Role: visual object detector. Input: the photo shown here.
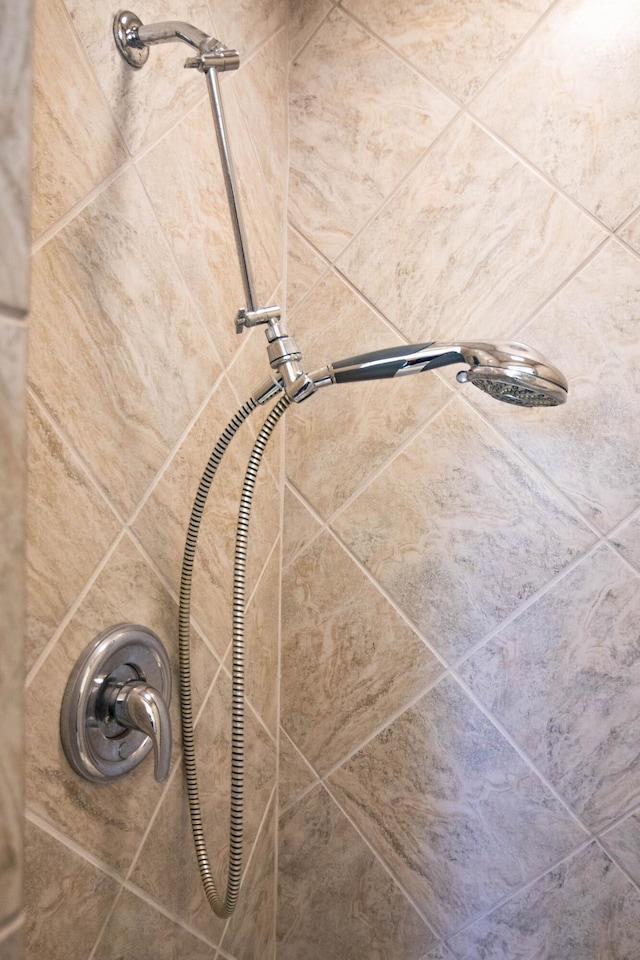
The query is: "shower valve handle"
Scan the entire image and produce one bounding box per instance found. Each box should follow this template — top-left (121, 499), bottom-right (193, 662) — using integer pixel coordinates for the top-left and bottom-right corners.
top-left (111, 681), bottom-right (172, 782)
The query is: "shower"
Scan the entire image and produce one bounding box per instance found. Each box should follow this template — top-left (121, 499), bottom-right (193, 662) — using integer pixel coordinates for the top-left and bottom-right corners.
top-left (63, 10), bottom-right (569, 922)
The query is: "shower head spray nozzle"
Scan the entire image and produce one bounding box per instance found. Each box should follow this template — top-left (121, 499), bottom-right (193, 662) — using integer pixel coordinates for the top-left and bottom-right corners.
top-left (311, 341), bottom-right (567, 408)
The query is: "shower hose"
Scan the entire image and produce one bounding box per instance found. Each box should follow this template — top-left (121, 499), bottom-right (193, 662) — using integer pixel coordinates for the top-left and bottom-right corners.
top-left (178, 392), bottom-right (290, 918)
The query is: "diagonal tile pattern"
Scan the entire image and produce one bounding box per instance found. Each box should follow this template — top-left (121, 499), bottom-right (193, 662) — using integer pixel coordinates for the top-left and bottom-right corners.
top-left (328, 676), bottom-right (586, 935)
top-left (289, 7), bottom-right (457, 259)
top-left (333, 396), bottom-right (596, 662)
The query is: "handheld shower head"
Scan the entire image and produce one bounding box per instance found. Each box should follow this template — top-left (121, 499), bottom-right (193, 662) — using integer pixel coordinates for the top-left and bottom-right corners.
top-left (311, 340), bottom-right (567, 408)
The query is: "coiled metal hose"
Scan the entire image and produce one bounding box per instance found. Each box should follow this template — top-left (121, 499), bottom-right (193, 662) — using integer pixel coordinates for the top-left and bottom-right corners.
top-left (178, 393), bottom-right (290, 917)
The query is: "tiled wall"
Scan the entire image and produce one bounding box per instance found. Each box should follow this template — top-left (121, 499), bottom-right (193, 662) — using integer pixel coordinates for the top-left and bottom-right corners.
top-left (0, 1), bottom-right (33, 957)
top-left (25, 1), bottom-right (287, 957)
top-left (280, 1), bottom-right (640, 957)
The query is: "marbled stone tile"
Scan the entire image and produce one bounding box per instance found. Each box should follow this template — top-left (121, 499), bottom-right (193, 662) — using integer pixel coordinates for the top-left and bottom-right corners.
top-left (612, 514), bottom-right (640, 573)
top-left (282, 532), bottom-right (442, 774)
top-left (131, 669), bottom-right (276, 940)
top-left (329, 677), bottom-right (586, 936)
top-left (461, 546), bottom-right (640, 830)
top-left (211, 0), bottom-right (287, 60)
top-left (286, 227), bottom-right (326, 316)
top-left (133, 376), bottom-right (280, 659)
top-left (237, 544), bottom-right (280, 735)
top-left (478, 241), bottom-right (640, 533)
top-left (618, 208), bottom-right (640, 255)
top-left (136, 97), bottom-right (247, 367)
top-left (288, 0), bottom-right (331, 60)
top-left (603, 813), bottom-right (640, 887)
top-left (278, 728), bottom-right (317, 812)
top-left (278, 785), bottom-right (435, 960)
top-left (29, 167), bottom-right (220, 519)
top-left (31, 0), bottom-right (126, 239)
top-left (333, 396), bottom-right (596, 662)
top-left (285, 271), bottom-right (451, 519)
top-left (24, 821), bottom-right (120, 960)
top-left (472, 0), bottom-right (640, 229)
top-left (221, 796), bottom-right (277, 960)
top-left (336, 116), bottom-right (605, 346)
top-left (62, 0), bottom-right (213, 154)
top-left (0, 0), bottom-right (32, 313)
top-left (26, 533), bottom-right (216, 875)
top-left (0, 923), bottom-right (22, 960)
top-left (450, 843), bottom-right (640, 959)
top-left (342, 0), bottom-right (551, 102)
top-left (26, 395), bottom-right (121, 671)
top-left (422, 945), bottom-right (454, 960)
top-left (282, 486), bottom-right (322, 567)
top-left (289, 7), bottom-right (457, 260)
top-left (0, 320), bottom-right (25, 927)
top-left (92, 889), bottom-right (216, 959)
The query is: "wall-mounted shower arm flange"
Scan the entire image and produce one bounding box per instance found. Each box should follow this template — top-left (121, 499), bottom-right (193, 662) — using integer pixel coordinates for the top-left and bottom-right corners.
top-left (113, 11), bottom-right (238, 70)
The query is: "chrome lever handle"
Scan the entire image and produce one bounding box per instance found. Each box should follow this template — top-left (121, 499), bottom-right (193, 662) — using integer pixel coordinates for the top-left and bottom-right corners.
top-left (113, 681), bottom-right (172, 781)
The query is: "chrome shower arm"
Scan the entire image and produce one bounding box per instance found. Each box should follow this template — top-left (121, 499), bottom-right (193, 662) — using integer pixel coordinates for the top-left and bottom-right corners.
top-left (136, 20), bottom-right (217, 51)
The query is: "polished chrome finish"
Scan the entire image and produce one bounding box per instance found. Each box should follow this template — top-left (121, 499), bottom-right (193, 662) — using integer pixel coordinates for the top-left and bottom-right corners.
top-left (185, 49), bottom-right (240, 72)
top-left (205, 67), bottom-right (256, 313)
top-left (312, 340), bottom-right (567, 407)
top-left (236, 304), bottom-right (282, 334)
top-left (113, 11), bottom-right (149, 68)
top-left (60, 623), bottom-right (172, 783)
top-left (137, 19), bottom-right (213, 51)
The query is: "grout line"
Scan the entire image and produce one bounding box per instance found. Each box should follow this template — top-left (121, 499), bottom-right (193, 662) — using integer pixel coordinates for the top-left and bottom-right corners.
top-left (0, 912), bottom-right (24, 943)
top-left (596, 837), bottom-right (640, 899)
top-left (277, 726), bottom-right (321, 816)
top-left (288, 1), bottom-right (336, 65)
top-left (25, 809), bottom-right (125, 884)
top-left (87, 887), bottom-right (126, 960)
top-left (25, 529), bottom-right (126, 688)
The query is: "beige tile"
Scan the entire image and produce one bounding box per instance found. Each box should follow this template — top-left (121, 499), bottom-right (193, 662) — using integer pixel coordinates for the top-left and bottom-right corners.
top-left (278, 729), bottom-right (317, 811)
top-left (282, 532), bottom-right (442, 774)
top-left (136, 97), bottom-right (247, 367)
top-left (461, 546), bottom-right (640, 830)
top-left (133, 376), bottom-right (279, 659)
top-left (472, 0), bottom-right (640, 228)
top-left (342, 0), bottom-right (551, 102)
top-left (333, 396), bottom-right (596, 662)
top-left (278, 785), bottom-right (435, 960)
top-left (603, 813), bottom-right (640, 887)
top-left (93, 889), bottom-right (216, 959)
top-left (285, 271), bottom-right (451, 519)
top-left (24, 821), bottom-right (120, 960)
top-left (477, 241), bottom-right (640, 533)
top-left (288, 0), bottom-right (331, 60)
top-left (329, 677), bottom-right (586, 935)
top-left (618, 209), bottom-right (640, 254)
top-left (286, 227), bottom-right (327, 316)
top-left (221, 796), bottom-right (277, 960)
top-left (0, 924), bottom-right (22, 960)
top-left (242, 543), bottom-right (280, 735)
top-left (289, 8), bottom-right (457, 260)
top-left (337, 116), bottom-right (605, 346)
top-left (0, 0), bottom-right (32, 314)
top-left (0, 320), bottom-right (25, 926)
top-left (131, 667), bottom-right (276, 939)
top-left (211, 0), bottom-right (287, 59)
top-left (422, 946), bottom-right (453, 960)
top-left (31, 0), bottom-right (126, 238)
top-left (450, 843), bottom-right (640, 959)
top-left (282, 486), bottom-right (322, 567)
top-left (26, 533), bottom-right (216, 874)
top-left (26, 395), bottom-right (121, 672)
top-left (29, 167), bottom-right (219, 518)
top-left (63, 0), bottom-right (213, 154)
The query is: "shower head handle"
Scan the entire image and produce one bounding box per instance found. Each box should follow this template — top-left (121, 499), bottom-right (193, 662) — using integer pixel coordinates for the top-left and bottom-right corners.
top-left (310, 340), bottom-right (568, 408)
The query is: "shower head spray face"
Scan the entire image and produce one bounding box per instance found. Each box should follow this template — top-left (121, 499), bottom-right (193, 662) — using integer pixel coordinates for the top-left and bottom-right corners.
top-left (457, 342), bottom-right (568, 407)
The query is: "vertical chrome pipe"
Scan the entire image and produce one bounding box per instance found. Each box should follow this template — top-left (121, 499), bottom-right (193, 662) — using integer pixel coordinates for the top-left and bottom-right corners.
top-left (205, 67), bottom-right (257, 313)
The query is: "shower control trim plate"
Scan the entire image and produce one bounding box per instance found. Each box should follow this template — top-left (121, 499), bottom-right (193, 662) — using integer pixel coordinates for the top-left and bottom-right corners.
top-left (60, 623), bottom-right (172, 783)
